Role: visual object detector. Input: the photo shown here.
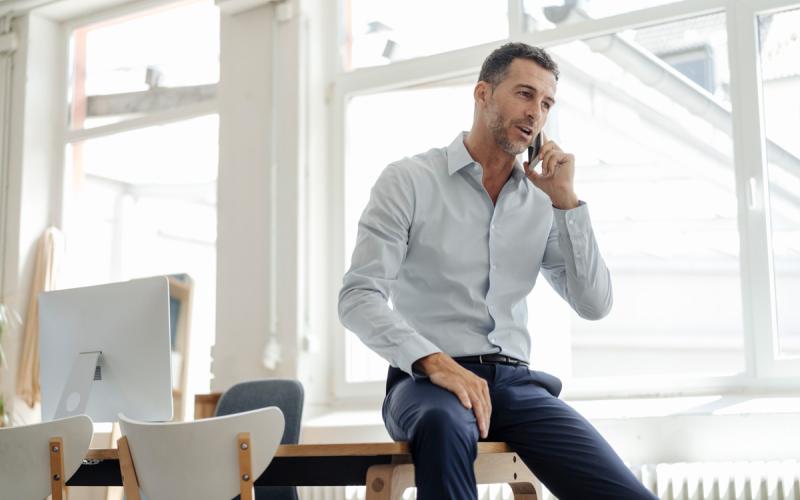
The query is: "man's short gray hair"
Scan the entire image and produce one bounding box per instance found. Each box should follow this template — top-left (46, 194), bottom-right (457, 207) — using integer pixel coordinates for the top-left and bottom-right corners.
top-left (478, 43), bottom-right (559, 86)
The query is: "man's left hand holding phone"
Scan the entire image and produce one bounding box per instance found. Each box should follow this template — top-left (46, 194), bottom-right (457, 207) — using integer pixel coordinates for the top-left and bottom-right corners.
top-left (523, 131), bottom-right (580, 210)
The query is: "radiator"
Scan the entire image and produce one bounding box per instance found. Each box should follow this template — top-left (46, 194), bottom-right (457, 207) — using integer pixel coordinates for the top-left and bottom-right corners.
top-left (299, 460), bottom-right (800, 500)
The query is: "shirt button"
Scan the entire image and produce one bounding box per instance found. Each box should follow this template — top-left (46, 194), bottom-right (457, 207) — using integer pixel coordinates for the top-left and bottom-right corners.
top-left (568, 219), bottom-right (575, 225)
top-left (491, 223), bottom-right (496, 230)
top-left (491, 264), bottom-right (497, 270)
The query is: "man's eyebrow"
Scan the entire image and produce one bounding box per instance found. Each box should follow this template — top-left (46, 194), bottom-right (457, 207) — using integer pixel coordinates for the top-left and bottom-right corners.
top-left (515, 84), bottom-right (556, 104)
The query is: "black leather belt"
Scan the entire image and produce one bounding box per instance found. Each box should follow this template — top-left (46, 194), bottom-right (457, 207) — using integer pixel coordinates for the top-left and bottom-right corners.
top-left (453, 354), bottom-right (529, 367)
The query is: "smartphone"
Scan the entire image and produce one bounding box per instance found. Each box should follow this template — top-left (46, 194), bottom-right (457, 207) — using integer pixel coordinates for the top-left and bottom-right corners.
top-left (527, 132), bottom-right (542, 165)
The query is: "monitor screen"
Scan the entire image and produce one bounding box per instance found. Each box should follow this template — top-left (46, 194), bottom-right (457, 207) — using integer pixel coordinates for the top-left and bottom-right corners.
top-left (39, 277), bottom-right (173, 422)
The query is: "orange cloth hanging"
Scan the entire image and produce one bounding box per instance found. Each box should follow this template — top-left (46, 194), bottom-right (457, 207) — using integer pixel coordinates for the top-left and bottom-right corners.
top-left (16, 227), bottom-right (64, 408)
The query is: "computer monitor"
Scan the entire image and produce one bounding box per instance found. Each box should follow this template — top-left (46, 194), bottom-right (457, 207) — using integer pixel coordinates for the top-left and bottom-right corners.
top-left (39, 276), bottom-right (173, 422)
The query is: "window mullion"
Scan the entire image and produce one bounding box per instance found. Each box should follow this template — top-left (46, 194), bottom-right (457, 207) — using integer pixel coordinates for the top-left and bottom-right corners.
top-left (508, 0), bottom-right (523, 39)
top-left (726, 0), bottom-right (779, 379)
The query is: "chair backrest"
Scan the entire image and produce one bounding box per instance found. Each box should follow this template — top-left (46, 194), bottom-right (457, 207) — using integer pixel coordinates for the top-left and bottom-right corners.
top-left (215, 379), bottom-right (303, 444)
top-left (118, 406), bottom-right (284, 500)
top-left (215, 379), bottom-right (303, 500)
top-left (0, 415), bottom-right (93, 500)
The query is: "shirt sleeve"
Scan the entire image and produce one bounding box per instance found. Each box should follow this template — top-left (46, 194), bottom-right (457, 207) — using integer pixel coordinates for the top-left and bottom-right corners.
top-left (539, 201), bottom-right (613, 319)
top-left (338, 163), bottom-right (442, 378)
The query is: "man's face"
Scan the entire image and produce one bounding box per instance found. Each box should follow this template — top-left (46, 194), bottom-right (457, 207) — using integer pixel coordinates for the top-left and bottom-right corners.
top-left (479, 58), bottom-right (557, 156)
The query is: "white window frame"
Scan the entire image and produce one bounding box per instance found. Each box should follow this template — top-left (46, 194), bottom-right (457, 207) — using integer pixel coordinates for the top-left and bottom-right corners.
top-left (54, 0), bottom-right (219, 245)
top-left (326, 0), bottom-right (800, 402)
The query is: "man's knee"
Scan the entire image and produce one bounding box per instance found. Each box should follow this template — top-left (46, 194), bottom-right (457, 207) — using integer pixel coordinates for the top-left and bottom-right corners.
top-left (413, 406), bottom-right (478, 445)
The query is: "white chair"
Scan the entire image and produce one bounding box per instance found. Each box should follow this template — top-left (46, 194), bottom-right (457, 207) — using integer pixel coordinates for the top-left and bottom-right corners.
top-left (117, 406), bottom-right (285, 500)
top-left (0, 414), bottom-right (94, 500)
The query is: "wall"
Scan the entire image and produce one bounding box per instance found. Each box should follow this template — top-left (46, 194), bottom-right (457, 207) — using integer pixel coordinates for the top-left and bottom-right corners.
top-left (213, 0), bottom-right (331, 409)
top-left (213, 3), bottom-right (280, 386)
top-left (0, 12), bottom-right (62, 423)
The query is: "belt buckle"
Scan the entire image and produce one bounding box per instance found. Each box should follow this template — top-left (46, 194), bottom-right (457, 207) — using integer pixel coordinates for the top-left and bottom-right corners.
top-left (478, 354), bottom-right (484, 364)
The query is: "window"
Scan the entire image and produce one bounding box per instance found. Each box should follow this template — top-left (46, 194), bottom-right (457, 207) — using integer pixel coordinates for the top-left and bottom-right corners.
top-left (522, 0), bottom-right (685, 31)
top-left (331, 0), bottom-right (800, 398)
top-left (759, 7), bottom-right (800, 359)
top-left (60, 1), bottom-right (220, 402)
top-left (537, 13), bottom-right (744, 380)
top-left (342, 0), bottom-right (507, 70)
top-left (343, 80), bottom-right (475, 383)
top-left (69, 0), bottom-right (219, 130)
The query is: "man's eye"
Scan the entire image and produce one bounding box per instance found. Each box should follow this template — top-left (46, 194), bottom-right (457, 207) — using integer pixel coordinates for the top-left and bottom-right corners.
top-left (519, 91), bottom-right (531, 98)
top-left (543, 102), bottom-right (551, 110)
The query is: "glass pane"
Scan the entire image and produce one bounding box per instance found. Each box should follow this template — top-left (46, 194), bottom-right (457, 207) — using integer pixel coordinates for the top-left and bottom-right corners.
top-left (531, 13), bottom-right (743, 379)
top-left (69, 0), bottom-right (219, 129)
top-left (344, 80), bottom-right (475, 382)
top-left (343, 13), bottom-right (744, 384)
top-left (343, 0), bottom-right (507, 70)
top-left (62, 115), bottom-right (218, 394)
top-left (759, 8), bottom-right (800, 358)
top-left (523, 1), bottom-right (681, 32)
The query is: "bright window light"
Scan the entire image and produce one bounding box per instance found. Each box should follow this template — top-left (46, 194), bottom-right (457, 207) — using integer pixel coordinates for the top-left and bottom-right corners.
top-left (760, 7), bottom-right (800, 359)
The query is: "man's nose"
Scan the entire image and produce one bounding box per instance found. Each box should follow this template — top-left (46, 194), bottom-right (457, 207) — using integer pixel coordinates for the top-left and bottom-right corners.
top-left (526, 106), bottom-right (540, 124)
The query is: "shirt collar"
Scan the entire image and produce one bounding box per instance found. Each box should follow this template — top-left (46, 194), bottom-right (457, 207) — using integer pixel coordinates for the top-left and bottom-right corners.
top-left (446, 132), bottom-right (475, 176)
top-left (447, 132), bottom-right (528, 187)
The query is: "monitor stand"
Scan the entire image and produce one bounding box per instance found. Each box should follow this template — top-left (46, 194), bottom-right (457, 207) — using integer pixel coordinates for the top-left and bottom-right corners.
top-left (54, 351), bottom-right (102, 419)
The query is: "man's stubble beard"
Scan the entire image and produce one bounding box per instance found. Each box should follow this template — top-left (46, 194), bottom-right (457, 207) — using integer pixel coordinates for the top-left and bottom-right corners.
top-left (487, 101), bottom-right (527, 157)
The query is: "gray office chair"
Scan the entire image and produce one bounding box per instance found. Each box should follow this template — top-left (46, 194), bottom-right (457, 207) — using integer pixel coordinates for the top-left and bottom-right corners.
top-left (215, 379), bottom-right (304, 500)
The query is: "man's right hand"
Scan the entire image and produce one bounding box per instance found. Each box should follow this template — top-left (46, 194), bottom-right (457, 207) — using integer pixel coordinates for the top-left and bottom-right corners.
top-left (413, 353), bottom-right (492, 439)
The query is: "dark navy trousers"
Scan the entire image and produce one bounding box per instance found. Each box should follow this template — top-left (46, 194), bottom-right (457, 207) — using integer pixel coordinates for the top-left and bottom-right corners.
top-left (382, 363), bottom-right (657, 500)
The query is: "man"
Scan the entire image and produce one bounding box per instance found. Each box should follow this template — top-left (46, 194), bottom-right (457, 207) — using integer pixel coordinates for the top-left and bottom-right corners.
top-left (339, 43), bottom-right (656, 499)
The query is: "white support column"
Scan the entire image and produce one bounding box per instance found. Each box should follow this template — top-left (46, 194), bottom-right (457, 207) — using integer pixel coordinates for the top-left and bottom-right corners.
top-left (213, 0), bottom-right (309, 388)
top-left (213, 4), bottom-right (279, 387)
top-left (0, 12), bottom-right (62, 422)
top-left (508, 0), bottom-right (524, 39)
top-left (296, 0), bottom-right (332, 408)
top-left (272, 0), bottom-right (304, 381)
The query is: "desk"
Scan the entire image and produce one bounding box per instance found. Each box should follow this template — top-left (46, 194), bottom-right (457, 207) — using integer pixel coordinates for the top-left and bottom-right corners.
top-left (70, 442), bottom-right (540, 499)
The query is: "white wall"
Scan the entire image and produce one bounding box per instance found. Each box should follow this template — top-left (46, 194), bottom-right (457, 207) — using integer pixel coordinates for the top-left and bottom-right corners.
top-left (213, 3), bottom-right (279, 386)
top-left (213, 0), bottom-right (331, 409)
top-left (0, 13), bottom-right (63, 423)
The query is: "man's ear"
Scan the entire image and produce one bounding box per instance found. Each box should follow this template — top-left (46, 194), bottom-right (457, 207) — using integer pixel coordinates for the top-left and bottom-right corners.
top-left (474, 81), bottom-right (489, 107)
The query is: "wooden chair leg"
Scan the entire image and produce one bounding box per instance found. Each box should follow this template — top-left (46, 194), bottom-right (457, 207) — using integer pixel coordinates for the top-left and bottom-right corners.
top-left (117, 436), bottom-right (141, 500)
top-left (365, 464), bottom-right (414, 500)
top-left (49, 438), bottom-right (65, 500)
top-left (237, 432), bottom-right (254, 500)
top-left (106, 422), bottom-right (123, 500)
top-left (365, 464), bottom-right (394, 500)
top-left (510, 481), bottom-right (539, 500)
top-left (473, 452), bottom-right (540, 500)
top-left (507, 454), bottom-right (540, 500)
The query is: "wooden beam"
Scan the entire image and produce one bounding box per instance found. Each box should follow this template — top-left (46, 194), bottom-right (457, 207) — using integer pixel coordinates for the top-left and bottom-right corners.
top-left (87, 84), bottom-right (216, 117)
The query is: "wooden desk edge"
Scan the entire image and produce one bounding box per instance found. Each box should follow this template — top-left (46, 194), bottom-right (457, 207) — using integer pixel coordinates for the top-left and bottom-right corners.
top-left (86, 441), bottom-right (513, 460)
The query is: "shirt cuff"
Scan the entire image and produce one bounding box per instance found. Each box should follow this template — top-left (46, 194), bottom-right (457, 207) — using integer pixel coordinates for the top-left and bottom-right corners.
top-left (552, 201), bottom-right (592, 279)
top-left (394, 336), bottom-right (442, 380)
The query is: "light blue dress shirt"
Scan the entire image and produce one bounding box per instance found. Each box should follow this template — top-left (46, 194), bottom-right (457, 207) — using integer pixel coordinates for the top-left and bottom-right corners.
top-left (339, 132), bottom-right (613, 377)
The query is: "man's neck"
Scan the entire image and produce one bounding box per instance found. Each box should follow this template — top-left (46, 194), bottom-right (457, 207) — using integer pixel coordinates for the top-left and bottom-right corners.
top-left (463, 130), bottom-right (516, 182)
top-left (464, 130), bottom-right (520, 205)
